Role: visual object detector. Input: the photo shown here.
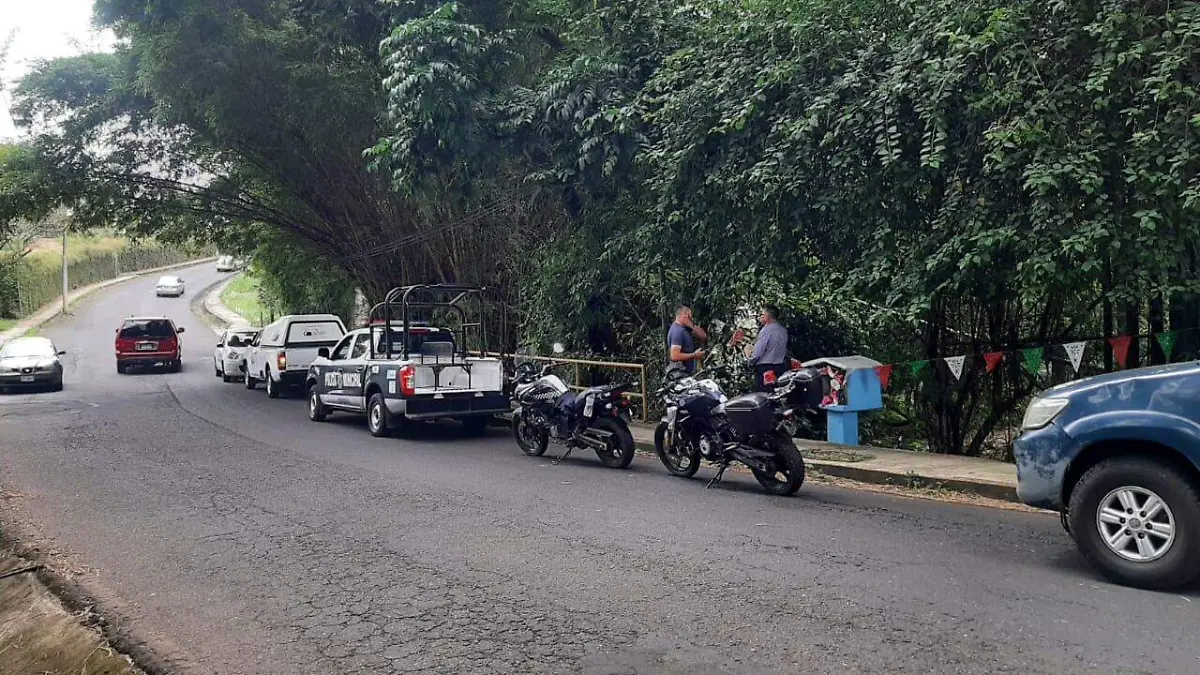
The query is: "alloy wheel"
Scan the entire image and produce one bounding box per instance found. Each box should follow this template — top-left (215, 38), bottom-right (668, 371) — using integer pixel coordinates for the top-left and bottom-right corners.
top-left (1096, 486), bottom-right (1176, 563)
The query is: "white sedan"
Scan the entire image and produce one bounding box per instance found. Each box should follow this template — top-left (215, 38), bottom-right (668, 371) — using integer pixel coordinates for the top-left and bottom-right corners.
top-left (213, 328), bottom-right (258, 382)
top-left (155, 275), bottom-right (186, 297)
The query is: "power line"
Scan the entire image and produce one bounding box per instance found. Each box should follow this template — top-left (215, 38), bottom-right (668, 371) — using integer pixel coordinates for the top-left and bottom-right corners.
top-left (339, 190), bottom-right (533, 263)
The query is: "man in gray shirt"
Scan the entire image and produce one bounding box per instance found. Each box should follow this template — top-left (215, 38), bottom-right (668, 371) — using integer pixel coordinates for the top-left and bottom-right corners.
top-left (733, 305), bottom-right (789, 391)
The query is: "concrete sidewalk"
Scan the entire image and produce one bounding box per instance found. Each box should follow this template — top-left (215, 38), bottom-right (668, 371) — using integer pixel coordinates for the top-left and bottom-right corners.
top-left (0, 256), bottom-right (216, 346)
top-left (627, 422), bottom-right (1020, 502)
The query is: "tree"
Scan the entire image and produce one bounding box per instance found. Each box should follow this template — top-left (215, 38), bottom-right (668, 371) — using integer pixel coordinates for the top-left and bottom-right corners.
top-left (9, 1), bottom-right (554, 301)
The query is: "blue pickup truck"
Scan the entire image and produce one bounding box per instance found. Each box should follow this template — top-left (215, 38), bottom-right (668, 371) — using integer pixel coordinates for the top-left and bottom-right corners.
top-left (1013, 362), bottom-right (1200, 589)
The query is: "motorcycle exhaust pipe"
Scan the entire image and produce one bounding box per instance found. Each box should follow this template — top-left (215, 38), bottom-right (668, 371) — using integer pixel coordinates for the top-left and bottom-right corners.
top-left (578, 428), bottom-right (615, 450)
top-left (726, 443), bottom-right (776, 474)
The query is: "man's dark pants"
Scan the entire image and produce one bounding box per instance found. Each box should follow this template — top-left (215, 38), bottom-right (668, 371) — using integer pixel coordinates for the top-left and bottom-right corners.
top-left (754, 363), bottom-right (789, 392)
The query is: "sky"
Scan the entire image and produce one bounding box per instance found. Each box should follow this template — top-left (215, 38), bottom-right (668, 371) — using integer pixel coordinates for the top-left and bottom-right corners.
top-left (1, 0), bottom-right (116, 140)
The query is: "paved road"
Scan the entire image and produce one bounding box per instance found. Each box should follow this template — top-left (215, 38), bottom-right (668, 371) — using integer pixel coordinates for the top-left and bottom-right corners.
top-left (1, 262), bottom-right (1197, 675)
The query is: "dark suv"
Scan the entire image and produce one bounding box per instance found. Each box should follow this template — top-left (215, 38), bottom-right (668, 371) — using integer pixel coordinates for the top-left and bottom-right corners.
top-left (115, 317), bottom-right (185, 373)
top-left (1013, 362), bottom-right (1200, 590)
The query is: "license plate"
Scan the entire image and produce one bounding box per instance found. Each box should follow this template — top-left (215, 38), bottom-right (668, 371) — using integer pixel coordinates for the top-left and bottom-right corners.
top-left (136, 343), bottom-right (157, 351)
top-left (19, 375), bottom-right (35, 383)
top-left (583, 395), bottom-right (595, 418)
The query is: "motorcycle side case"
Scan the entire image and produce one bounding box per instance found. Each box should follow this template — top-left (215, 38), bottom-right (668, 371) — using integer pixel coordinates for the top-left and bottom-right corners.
top-left (723, 392), bottom-right (775, 439)
top-left (784, 367), bottom-right (827, 408)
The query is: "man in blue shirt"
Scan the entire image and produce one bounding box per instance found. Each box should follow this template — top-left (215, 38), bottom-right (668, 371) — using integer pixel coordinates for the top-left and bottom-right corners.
top-left (732, 305), bottom-right (789, 390)
top-left (666, 305), bottom-right (708, 374)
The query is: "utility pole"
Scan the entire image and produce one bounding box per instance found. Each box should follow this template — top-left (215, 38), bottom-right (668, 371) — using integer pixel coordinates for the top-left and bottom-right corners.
top-left (61, 229), bottom-right (68, 315)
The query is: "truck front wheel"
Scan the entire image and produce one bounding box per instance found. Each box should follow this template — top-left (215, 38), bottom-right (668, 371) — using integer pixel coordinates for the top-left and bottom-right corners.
top-left (308, 385), bottom-right (328, 422)
top-left (1068, 456), bottom-right (1200, 590)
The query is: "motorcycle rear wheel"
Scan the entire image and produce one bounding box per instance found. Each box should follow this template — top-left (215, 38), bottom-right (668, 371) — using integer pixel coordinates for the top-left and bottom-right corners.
top-left (593, 416), bottom-right (636, 469)
top-left (512, 414), bottom-right (549, 456)
top-left (653, 422), bottom-right (700, 478)
top-left (752, 432), bottom-right (806, 496)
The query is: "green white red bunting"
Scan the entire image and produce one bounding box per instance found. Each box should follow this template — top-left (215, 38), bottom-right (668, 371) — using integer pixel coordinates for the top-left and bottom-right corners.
top-left (1156, 332), bottom-right (1177, 361)
top-left (1063, 342), bottom-right (1086, 373)
top-left (1022, 347), bottom-right (1044, 375)
top-left (944, 355), bottom-right (966, 380)
top-left (870, 328), bottom-right (1196, 392)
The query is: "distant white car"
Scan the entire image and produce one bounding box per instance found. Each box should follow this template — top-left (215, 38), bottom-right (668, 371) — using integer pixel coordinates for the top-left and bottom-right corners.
top-left (155, 275), bottom-right (185, 297)
top-left (216, 256), bottom-right (237, 272)
top-left (213, 327), bottom-right (259, 382)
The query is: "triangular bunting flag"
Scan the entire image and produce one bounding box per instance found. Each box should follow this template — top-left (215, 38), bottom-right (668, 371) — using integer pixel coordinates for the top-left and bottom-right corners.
top-left (910, 360), bottom-right (929, 377)
top-left (983, 351), bottom-right (1004, 373)
top-left (875, 364), bottom-right (893, 390)
top-left (944, 355), bottom-right (966, 380)
top-left (1156, 332), bottom-right (1177, 362)
top-left (1109, 335), bottom-right (1133, 368)
top-left (1022, 347), bottom-right (1044, 375)
top-left (1062, 342), bottom-right (1086, 373)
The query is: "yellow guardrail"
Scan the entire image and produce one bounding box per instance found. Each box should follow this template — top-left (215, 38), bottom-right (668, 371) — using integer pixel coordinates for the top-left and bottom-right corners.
top-left (476, 351), bottom-right (649, 421)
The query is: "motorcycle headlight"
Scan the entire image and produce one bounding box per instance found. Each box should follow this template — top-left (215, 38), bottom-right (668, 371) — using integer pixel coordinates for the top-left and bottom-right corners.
top-left (1021, 397), bottom-right (1069, 430)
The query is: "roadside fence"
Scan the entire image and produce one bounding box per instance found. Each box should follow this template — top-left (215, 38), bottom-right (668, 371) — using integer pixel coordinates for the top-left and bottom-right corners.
top-left (479, 351), bottom-right (650, 421)
top-left (2, 245), bottom-right (204, 319)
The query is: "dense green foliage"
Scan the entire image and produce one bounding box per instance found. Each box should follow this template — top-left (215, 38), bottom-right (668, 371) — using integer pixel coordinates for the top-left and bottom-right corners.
top-left (5, 0), bottom-right (1200, 454)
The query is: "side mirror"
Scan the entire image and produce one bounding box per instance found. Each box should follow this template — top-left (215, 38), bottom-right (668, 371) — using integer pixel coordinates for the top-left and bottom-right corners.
top-left (317, 347), bottom-right (330, 359)
top-left (176, 327), bottom-right (186, 334)
top-left (57, 350), bottom-right (67, 356)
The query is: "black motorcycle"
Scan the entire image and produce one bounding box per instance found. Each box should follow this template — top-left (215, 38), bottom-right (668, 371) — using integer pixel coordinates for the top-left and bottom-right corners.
top-left (653, 366), bottom-right (810, 496)
top-left (510, 360), bottom-right (637, 469)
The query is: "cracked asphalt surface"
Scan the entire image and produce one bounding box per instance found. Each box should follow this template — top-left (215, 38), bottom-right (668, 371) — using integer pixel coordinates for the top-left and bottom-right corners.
top-left (1, 262), bottom-right (1198, 675)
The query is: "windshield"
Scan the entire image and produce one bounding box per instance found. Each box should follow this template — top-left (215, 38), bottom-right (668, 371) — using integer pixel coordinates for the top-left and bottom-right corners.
top-left (0, 338), bottom-right (56, 359)
top-left (225, 332), bottom-right (256, 347)
top-left (157, 276), bottom-right (181, 285)
top-left (120, 319), bottom-right (177, 339)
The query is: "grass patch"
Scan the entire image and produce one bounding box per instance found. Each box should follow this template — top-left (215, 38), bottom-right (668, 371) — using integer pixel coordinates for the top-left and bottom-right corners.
top-left (220, 273), bottom-right (270, 326)
top-left (16, 232), bottom-right (128, 269)
top-left (0, 319), bottom-right (15, 333)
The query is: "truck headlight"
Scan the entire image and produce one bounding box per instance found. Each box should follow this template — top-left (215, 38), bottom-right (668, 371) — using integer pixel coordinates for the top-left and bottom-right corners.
top-left (1021, 397), bottom-right (1069, 430)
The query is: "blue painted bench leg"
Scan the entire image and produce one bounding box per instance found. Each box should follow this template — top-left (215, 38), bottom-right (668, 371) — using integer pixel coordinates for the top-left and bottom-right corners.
top-left (826, 410), bottom-right (860, 446)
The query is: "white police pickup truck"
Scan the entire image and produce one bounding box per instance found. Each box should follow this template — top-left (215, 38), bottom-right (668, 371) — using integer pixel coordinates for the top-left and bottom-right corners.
top-left (304, 285), bottom-right (508, 437)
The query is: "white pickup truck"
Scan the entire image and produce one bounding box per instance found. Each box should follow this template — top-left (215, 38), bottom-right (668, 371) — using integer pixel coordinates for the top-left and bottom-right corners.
top-left (303, 285), bottom-right (508, 436)
top-left (245, 314), bottom-right (347, 398)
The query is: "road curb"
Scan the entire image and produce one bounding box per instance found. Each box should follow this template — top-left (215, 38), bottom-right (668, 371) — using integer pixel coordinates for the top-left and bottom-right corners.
top-left (494, 412), bottom-right (1017, 501)
top-left (203, 275), bottom-right (249, 328)
top-left (789, 459), bottom-right (1020, 502)
top-left (192, 275), bottom-right (242, 334)
top-left (625, 434), bottom-right (1021, 503)
top-left (0, 523), bottom-right (181, 675)
top-left (0, 256), bottom-right (217, 345)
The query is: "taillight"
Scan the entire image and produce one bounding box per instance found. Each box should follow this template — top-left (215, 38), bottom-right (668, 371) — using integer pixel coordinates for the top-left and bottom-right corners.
top-left (398, 365), bottom-right (415, 396)
top-left (116, 338), bottom-right (133, 352)
top-left (276, 351), bottom-right (287, 371)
